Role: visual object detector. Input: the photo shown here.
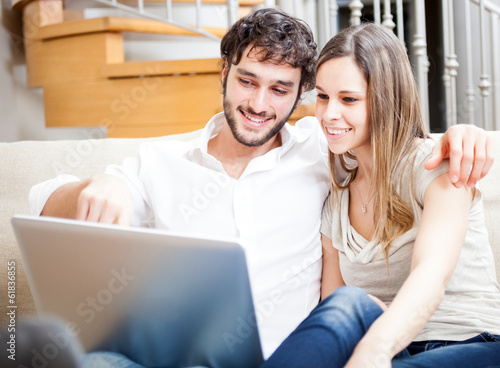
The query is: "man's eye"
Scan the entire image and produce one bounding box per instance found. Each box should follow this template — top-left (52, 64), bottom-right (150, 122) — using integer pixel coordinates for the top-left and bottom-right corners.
top-left (274, 88), bottom-right (287, 95)
top-left (240, 79), bottom-right (252, 86)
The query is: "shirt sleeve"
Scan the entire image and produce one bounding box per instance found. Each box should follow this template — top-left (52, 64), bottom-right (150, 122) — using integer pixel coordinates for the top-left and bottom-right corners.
top-left (29, 174), bottom-right (81, 216)
top-left (320, 193), bottom-right (334, 240)
top-left (104, 145), bottom-right (153, 228)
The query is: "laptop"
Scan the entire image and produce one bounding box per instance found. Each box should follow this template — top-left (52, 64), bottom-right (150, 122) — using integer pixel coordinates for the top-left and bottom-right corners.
top-left (11, 215), bottom-right (264, 368)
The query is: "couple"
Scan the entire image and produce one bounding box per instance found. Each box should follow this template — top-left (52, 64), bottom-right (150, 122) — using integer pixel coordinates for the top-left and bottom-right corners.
top-left (31, 8), bottom-right (500, 368)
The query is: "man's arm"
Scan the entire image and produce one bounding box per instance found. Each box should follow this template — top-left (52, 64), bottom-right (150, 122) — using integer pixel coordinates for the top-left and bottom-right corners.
top-left (41, 174), bottom-right (133, 226)
top-left (320, 234), bottom-right (345, 300)
top-left (426, 124), bottom-right (495, 188)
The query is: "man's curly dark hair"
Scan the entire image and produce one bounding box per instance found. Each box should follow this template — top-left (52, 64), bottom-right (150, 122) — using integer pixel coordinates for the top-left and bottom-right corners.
top-left (220, 8), bottom-right (318, 92)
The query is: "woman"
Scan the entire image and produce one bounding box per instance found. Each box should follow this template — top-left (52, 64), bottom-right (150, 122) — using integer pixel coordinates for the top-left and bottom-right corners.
top-left (317, 23), bottom-right (500, 367)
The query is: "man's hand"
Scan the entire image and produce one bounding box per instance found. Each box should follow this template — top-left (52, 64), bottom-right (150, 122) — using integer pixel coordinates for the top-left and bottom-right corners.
top-left (76, 174), bottom-right (133, 225)
top-left (425, 124), bottom-right (495, 188)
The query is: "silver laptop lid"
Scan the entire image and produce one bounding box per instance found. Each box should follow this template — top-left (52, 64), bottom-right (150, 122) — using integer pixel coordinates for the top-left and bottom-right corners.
top-left (12, 215), bottom-right (263, 368)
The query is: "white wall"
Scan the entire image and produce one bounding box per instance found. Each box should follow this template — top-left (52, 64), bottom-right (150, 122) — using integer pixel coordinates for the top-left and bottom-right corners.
top-left (0, 1), bottom-right (21, 142)
top-left (1, 0), bottom-right (97, 142)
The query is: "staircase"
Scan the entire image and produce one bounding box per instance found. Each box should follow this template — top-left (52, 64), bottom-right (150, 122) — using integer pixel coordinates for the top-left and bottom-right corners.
top-left (13, 0), bottom-right (311, 138)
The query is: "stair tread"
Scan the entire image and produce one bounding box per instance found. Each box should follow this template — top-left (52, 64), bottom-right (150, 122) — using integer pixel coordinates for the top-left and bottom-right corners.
top-left (13, 0), bottom-right (264, 11)
top-left (103, 58), bottom-right (221, 78)
top-left (142, 0), bottom-right (264, 4)
top-left (32, 16), bottom-right (227, 40)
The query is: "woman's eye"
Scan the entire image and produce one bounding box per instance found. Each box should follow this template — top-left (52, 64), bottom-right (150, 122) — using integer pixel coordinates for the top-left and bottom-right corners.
top-left (343, 97), bottom-right (358, 103)
top-left (317, 93), bottom-right (329, 100)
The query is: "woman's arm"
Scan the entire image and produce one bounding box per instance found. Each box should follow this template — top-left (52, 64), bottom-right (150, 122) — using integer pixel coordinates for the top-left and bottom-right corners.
top-left (320, 234), bottom-right (345, 300)
top-left (345, 173), bottom-right (472, 367)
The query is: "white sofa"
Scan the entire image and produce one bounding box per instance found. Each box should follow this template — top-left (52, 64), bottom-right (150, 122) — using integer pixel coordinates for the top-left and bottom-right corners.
top-left (1, 130), bottom-right (499, 326)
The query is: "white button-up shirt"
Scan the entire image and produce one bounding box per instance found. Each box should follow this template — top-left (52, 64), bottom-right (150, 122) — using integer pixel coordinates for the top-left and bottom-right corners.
top-left (30, 113), bottom-right (330, 358)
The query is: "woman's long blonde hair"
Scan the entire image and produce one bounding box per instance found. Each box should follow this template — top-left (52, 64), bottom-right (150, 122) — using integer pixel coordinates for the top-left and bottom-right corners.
top-left (317, 23), bottom-right (428, 261)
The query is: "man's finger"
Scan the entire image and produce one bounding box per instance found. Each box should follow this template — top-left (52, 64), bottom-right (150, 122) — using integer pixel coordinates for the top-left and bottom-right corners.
top-left (480, 134), bottom-right (496, 181)
top-left (466, 136), bottom-right (486, 187)
top-left (425, 141), bottom-right (445, 171)
top-left (85, 198), bottom-right (104, 223)
top-left (447, 138), bottom-right (465, 187)
top-left (76, 196), bottom-right (90, 221)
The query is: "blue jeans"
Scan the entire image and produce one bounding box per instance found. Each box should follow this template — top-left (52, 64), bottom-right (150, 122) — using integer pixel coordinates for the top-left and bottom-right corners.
top-left (81, 286), bottom-right (383, 368)
top-left (392, 332), bottom-right (500, 367)
top-left (81, 287), bottom-right (500, 367)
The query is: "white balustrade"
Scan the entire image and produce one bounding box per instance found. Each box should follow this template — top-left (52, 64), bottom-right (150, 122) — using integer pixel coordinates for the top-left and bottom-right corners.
top-left (382, 0), bottom-right (395, 29)
top-left (349, 0), bottom-right (364, 26)
top-left (464, 0), bottom-right (476, 125)
top-left (85, 0), bottom-right (499, 130)
top-left (492, 12), bottom-right (500, 130)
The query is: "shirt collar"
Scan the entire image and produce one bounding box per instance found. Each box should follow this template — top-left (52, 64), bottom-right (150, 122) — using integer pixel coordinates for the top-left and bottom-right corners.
top-left (196, 112), bottom-right (316, 157)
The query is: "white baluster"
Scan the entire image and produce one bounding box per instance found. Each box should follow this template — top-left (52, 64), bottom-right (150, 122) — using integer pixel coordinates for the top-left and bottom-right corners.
top-left (195, 0), bottom-right (202, 29)
top-left (226, 0), bottom-right (238, 27)
top-left (464, 0), bottom-right (476, 125)
top-left (374, 0), bottom-right (381, 24)
top-left (396, 0), bottom-right (404, 44)
top-left (305, 0), bottom-right (317, 42)
top-left (479, 0), bottom-right (492, 129)
top-left (165, 0), bottom-right (173, 21)
top-left (318, 0), bottom-right (332, 48)
top-left (349, 0), bottom-right (363, 26)
top-left (138, 0), bottom-right (144, 13)
top-left (447, 0), bottom-right (459, 126)
top-left (491, 12), bottom-right (500, 130)
top-left (293, 0), bottom-right (303, 18)
top-left (382, 0), bottom-right (395, 29)
top-left (264, 0), bottom-right (276, 7)
top-left (413, 0), bottom-right (429, 127)
top-left (330, 0), bottom-right (339, 35)
top-left (442, 0), bottom-right (456, 127)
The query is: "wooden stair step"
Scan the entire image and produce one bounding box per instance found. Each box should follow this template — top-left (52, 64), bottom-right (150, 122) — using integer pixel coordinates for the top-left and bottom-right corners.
top-left (31, 16), bottom-right (226, 40)
top-left (13, 0), bottom-right (264, 11)
top-left (43, 73), bottom-right (224, 136)
top-left (102, 58), bottom-right (220, 78)
top-left (142, 0), bottom-right (264, 4)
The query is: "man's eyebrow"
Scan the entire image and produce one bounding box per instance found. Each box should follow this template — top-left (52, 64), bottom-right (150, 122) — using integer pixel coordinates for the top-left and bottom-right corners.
top-left (236, 67), bottom-right (296, 88)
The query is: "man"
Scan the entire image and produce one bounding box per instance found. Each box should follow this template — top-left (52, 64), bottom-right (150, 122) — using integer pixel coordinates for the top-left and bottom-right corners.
top-left (30, 8), bottom-right (494, 367)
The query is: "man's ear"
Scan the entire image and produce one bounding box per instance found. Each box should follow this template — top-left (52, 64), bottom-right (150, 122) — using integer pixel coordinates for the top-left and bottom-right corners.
top-left (221, 62), bottom-right (229, 82)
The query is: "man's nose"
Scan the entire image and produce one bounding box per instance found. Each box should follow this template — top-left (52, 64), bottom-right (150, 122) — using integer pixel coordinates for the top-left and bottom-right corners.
top-left (249, 88), bottom-right (271, 114)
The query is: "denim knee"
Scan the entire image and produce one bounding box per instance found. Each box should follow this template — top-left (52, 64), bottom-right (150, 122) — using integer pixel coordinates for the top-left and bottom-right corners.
top-left (320, 286), bottom-right (373, 311)
top-left (311, 286), bottom-right (383, 329)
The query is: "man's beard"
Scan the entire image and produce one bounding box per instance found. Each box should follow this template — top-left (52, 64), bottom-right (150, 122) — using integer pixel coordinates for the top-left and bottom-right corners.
top-left (222, 95), bottom-right (299, 147)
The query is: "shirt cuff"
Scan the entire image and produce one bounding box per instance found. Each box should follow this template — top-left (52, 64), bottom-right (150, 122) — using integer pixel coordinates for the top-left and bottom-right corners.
top-left (29, 175), bottom-right (81, 216)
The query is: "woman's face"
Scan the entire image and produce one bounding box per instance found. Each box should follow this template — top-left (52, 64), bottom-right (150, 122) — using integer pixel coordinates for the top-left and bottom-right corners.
top-left (315, 56), bottom-right (370, 156)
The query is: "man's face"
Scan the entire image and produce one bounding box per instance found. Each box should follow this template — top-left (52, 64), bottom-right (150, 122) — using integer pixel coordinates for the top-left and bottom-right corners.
top-left (222, 47), bottom-right (302, 147)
